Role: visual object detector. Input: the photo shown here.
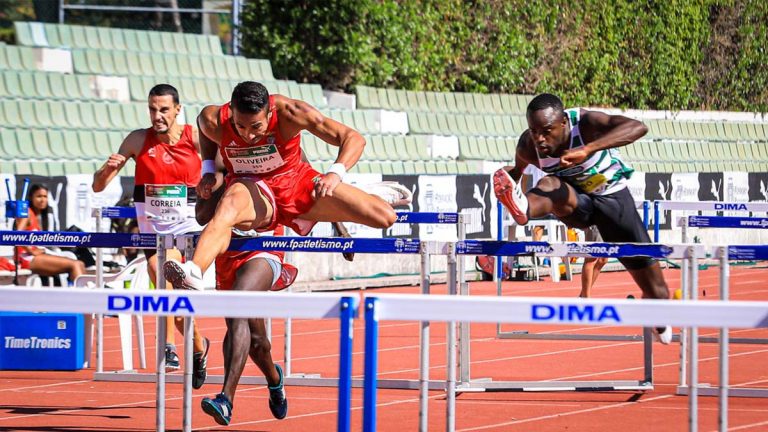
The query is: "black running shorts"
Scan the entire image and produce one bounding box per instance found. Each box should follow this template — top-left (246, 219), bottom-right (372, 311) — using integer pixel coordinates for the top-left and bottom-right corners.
top-left (558, 187), bottom-right (654, 270)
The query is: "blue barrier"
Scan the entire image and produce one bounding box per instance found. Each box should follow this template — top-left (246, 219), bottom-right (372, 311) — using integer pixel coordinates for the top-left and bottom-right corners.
top-left (456, 240), bottom-right (674, 259)
top-left (688, 215), bottom-right (768, 229)
top-left (394, 212), bottom-right (458, 224)
top-left (229, 236), bottom-right (421, 254)
top-left (99, 206), bottom-right (137, 219)
top-left (96, 207), bottom-right (459, 225)
top-left (726, 245), bottom-right (768, 261)
top-left (0, 230), bottom-right (157, 248)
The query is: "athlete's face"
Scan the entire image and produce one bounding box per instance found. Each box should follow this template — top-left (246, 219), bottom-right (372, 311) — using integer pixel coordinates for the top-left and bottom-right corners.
top-left (527, 107), bottom-right (568, 156)
top-left (148, 95), bottom-right (180, 134)
top-left (30, 188), bottom-right (48, 212)
top-left (231, 107), bottom-right (270, 145)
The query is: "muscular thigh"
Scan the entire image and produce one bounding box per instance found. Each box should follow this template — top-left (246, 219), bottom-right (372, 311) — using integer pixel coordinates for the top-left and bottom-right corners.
top-left (301, 182), bottom-right (386, 224)
top-left (228, 180), bottom-right (274, 231)
top-left (233, 258), bottom-right (275, 292)
top-left (591, 188), bottom-right (650, 243)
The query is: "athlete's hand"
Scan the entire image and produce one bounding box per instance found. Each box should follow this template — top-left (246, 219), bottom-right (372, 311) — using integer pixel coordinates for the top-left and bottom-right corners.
top-left (105, 153), bottom-right (126, 170)
top-left (313, 173), bottom-right (342, 199)
top-left (560, 148), bottom-right (590, 168)
top-left (197, 173), bottom-right (219, 200)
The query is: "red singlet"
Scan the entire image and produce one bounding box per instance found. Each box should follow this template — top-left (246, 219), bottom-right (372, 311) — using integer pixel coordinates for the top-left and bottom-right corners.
top-left (218, 99), bottom-right (321, 234)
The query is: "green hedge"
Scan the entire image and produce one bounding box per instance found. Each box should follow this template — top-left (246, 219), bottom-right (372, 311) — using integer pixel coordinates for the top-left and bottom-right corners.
top-left (241, 0), bottom-right (767, 112)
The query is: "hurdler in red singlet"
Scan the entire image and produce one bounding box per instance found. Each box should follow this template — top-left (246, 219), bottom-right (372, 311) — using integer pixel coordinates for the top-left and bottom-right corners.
top-left (165, 81), bottom-right (401, 292)
top-left (218, 98), bottom-right (320, 235)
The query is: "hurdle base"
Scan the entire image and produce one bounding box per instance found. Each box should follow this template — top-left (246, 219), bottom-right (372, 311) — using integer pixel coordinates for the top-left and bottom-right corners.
top-left (498, 331), bottom-right (768, 345)
top-left (676, 385), bottom-right (768, 398)
top-left (498, 331), bottom-right (645, 342)
top-left (457, 380), bottom-right (653, 393)
top-left (94, 372), bottom-right (446, 390)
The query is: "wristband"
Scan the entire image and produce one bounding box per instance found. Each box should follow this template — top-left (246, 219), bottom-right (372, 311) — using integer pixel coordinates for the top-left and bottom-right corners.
top-left (201, 159), bottom-right (216, 176)
top-left (326, 163), bottom-right (347, 180)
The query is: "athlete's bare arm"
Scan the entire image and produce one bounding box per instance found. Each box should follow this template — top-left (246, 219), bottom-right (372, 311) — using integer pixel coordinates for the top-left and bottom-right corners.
top-left (92, 129), bottom-right (145, 192)
top-left (275, 95), bottom-right (365, 198)
top-left (196, 105), bottom-right (225, 199)
top-left (560, 110), bottom-right (648, 167)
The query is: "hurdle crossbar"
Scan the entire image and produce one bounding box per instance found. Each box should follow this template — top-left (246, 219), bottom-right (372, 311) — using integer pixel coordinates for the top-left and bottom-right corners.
top-left (0, 286), bottom-right (358, 432)
top-left (362, 293), bottom-right (768, 432)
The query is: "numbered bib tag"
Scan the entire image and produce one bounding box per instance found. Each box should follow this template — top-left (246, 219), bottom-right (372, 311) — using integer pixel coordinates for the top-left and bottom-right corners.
top-left (145, 184), bottom-right (187, 221)
top-left (226, 144), bottom-right (285, 174)
top-left (577, 173), bottom-right (608, 194)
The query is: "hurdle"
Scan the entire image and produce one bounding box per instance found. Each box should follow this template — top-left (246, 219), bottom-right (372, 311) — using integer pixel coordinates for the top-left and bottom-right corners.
top-left (89, 206), bottom-right (147, 372)
top-left (492, 200), bottom-right (668, 345)
top-left (458, 241), bottom-right (708, 394)
top-left (0, 286), bottom-right (358, 432)
top-left (674, 239), bottom-right (768, 402)
top-left (83, 209), bottom-right (476, 397)
top-left (281, 211), bottom-right (475, 387)
top-left (652, 200), bottom-right (768, 243)
top-left (361, 266), bottom-right (768, 432)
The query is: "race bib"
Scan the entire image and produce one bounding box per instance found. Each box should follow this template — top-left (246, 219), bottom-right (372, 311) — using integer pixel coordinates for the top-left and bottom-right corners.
top-left (226, 144), bottom-right (285, 174)
top-left (576, 173), bottom-right (608, 193)
top-left (145, 184), bottom-right (187, 221)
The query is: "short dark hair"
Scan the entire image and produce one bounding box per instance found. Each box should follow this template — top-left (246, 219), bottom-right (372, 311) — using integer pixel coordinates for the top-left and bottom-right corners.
top-left (148, 84), bottom-right (180, 105)
top-left (527, 93), bottom-right (564, 115)
top-left (231, 81), bottom-right (270, 114)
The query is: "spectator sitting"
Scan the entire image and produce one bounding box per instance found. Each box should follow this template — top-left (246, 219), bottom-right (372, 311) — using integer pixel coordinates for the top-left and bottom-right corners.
top-left (15, 184), bottom-right (86, 286)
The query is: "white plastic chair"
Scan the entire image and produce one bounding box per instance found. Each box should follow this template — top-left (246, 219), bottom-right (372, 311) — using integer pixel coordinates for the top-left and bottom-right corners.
top-left (75, 256), bottom-right (149, 371)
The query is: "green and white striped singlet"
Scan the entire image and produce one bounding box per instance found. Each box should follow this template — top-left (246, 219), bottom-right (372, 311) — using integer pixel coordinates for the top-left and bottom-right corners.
top-left (536, 108), bottom-right (634, 196)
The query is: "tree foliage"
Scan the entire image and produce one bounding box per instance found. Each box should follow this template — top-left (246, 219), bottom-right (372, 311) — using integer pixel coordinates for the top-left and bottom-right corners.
top-left (232, 1), bottom-right (767, 112)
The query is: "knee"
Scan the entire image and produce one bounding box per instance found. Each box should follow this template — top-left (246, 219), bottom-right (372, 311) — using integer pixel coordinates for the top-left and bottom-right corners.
top-left (251, 333), bottom-right (272, 353)
top-left (213, 195), bottom-right (245, 224)
top-left (533, 176), bottom-right (561, 193)
top-left (372, 204), bottom-right (397, 228)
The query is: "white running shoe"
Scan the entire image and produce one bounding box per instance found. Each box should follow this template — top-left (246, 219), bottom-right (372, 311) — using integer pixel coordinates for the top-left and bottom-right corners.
top-left (493, 169), bottom-right (529, 224)
top-left (163, 259), bottom-right (205, 291)
top-left (652, 326), bottom-right (673, 345)
top-left (362, 181), bottom-right (413, 207)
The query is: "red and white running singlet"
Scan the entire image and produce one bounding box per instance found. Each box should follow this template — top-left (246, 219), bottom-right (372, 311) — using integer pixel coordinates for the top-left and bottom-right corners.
top-left (218, 99), bottom-right (321, 235)
top-left (133, 124), bottom-right (203, 235)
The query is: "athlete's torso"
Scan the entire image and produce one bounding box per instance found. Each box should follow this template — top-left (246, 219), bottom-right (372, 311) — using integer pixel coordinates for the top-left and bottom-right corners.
top-left (134, 125), bottom-right (200, 187)
top-left (536, 108), bottom-right (633, 195)
top-left (133, 125), bottom-right (202, 233)
top-left (218, 97), bottom-right (302, 178)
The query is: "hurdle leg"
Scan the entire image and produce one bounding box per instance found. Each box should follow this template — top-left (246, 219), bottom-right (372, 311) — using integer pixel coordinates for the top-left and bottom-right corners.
top-left (363, 298), bottom-right (380, 432)
top-left (446, 244), bottom-right (457, 432)
top-left (183, 316), bottom-right (193, 432)
top-left (688, 247), bottom-right (699, 432)
top-left (95, 212), bottom-right (105, 373)
top-left (419, 244), bottom-right (431, 432)
top-left (718, 247), bottom-right (729, 432)
top-left (155, 235), bottom-right (170, 432)
top-left (337, 297), bottom-right (355, 432)
top-left (457, 214), bottom-right (471, 387)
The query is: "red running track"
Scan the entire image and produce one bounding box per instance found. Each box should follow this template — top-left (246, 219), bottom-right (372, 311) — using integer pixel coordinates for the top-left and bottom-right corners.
top-left (1, 266), bottom-right (767, 431)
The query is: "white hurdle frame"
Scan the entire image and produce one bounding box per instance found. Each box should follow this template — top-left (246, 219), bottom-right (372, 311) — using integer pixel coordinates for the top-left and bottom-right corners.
top-left (363, 290), bottom-right (768, 432)
top-left (0, 286), bottom-right (358, 432)
top-left (452, 242), bottom-right (704, 396)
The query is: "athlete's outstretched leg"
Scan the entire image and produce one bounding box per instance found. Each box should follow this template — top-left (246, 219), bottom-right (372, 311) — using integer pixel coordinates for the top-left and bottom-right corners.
top-left (494, 170), bottom-right (582, 224)
top-left (165, 180), bottom-right (272, 290)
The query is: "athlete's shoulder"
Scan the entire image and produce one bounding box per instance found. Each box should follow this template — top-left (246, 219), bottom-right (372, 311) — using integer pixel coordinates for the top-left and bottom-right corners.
top-left (115, 129), bottom-right (145, 158)
top-left (197, 105), bottom-right (223, 140)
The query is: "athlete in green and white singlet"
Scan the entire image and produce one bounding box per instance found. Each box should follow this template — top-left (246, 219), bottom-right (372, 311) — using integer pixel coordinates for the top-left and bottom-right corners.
top-left (536, 108), bottom-right (635, 196)
top-left (492, 93), bottom-right (673, 344)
